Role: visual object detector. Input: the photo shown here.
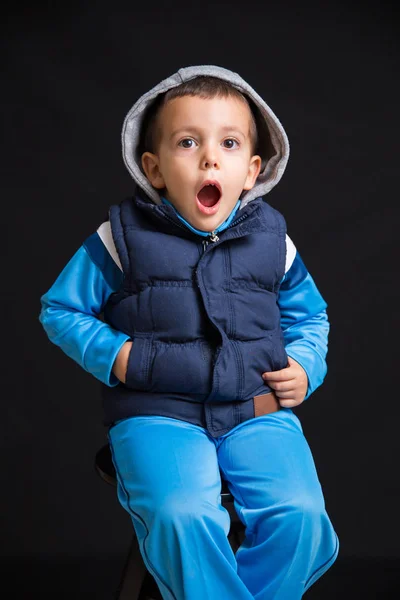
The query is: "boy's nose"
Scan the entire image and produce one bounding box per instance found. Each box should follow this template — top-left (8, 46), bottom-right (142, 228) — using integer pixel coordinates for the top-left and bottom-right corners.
top-left (203, 158), bottom-right (219, 169)
top-left (202, 150), bottom-right (220, 169)
top-left (201, 143), bottom-right (220, 170)
top-left (200, 141), bottom-right (221, 171)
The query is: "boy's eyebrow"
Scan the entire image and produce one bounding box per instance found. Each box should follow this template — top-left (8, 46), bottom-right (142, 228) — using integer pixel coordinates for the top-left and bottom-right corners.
top-left (169, 126), bottom-right (247, 139)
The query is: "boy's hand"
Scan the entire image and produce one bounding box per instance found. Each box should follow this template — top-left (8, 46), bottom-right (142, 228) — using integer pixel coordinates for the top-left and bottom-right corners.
top-left (262, 357), bottom-right (308, 408)
top-left (112, 341), bottom-right (133, 383)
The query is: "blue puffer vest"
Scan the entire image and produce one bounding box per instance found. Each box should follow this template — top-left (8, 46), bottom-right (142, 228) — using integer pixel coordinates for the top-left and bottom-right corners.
top-left (102, 193), bottom-right (288, 436)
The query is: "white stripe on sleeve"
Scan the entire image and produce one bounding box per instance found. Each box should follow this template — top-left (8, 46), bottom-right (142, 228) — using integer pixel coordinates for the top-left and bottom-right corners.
top-left (285, 234), bottom-right (297, 273)
top-left (97, 222), bottom-right (122, 271)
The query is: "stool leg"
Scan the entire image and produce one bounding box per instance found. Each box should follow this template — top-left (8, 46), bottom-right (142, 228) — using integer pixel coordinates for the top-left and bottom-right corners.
top-left (228, 522), bottom-right (246, 554)
top-left (115, 535), bottom-right (148, 600)
top-left (226, 500), bottom-right (246, 554)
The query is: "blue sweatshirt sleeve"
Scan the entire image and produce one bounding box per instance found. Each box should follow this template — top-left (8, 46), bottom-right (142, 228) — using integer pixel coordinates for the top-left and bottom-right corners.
top-left (278, 248), bottom-right (330, 400)
top-left (39, 230), bottom-right (129, 386)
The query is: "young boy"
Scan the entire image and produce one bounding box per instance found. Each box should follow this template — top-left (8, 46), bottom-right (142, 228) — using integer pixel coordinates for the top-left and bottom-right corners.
top-left (39, 65), bottom-right (339, 599)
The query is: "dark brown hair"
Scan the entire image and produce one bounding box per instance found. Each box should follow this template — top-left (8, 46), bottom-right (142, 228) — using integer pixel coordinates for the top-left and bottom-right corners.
top-left (139, 76), bottom-right (259, 156)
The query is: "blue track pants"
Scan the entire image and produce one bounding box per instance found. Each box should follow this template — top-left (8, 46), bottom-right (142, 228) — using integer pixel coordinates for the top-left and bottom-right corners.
top-left (108, 408), bottom-right (339, 599)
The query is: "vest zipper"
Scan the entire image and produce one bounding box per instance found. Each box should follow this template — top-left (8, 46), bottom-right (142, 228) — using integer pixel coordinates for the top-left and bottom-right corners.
top-left (162, 213), bottom-right (192, 234)
top-left (160, 211), bottom-right (219, 254)
top-left (162, 209), bottom-right (251, 254)
top-left (201, 213), bottom-right (250, 252)
top-left (160, 205), bottom-right (250, 238)
top-left (202, 231), bottom-right (219, 253)
top-left (231, 213), bottom-right (249, 227)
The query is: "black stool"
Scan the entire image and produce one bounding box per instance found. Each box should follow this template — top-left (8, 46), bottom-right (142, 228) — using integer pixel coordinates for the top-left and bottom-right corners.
top-left (95, 443), bottom-right (245, 600)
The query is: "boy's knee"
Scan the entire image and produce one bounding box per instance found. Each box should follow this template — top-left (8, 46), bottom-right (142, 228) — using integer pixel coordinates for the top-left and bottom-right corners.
top-left (289, 492), bottom-right (331, 527)
top-left (297, 491), bottom-right (326, 515)
top-left (256, 492), bottom-right (330, 536)
top-left (159, 496), bottom-right (206, 521)
top-left (291, 494), bottom-right (338, 549)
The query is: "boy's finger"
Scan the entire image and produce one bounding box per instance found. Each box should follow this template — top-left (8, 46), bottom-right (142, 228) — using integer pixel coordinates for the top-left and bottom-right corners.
top-left (262, 368), bottom-right (295, 381)
top-left (274, 389), bottom-right (295, 398)
top-left (279, 399), bottom-right (299, 408)
top-left (266, 382), bottom-right (295, 393)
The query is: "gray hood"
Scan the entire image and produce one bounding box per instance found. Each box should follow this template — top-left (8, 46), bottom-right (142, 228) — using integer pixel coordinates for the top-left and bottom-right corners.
top-left (122, 65), bottom-right (290, 209)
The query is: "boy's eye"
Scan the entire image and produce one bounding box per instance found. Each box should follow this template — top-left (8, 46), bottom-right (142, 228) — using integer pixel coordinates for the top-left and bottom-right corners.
top-left (223, 139), bottom-right (239, 149)
top-left (178, 138), bottom-right (196, 148)
top-left (177, 138), bottom-right (239, 149)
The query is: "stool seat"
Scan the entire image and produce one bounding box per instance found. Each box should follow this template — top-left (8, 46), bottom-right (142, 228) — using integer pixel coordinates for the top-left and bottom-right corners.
top-left (95, 443), bottom-right (245, 599)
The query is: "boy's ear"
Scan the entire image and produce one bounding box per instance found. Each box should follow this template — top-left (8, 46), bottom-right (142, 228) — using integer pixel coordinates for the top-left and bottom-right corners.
top-left (141, 152), bottom-right (165, 189)
top-left (243, 155), bottom-right (262, 191)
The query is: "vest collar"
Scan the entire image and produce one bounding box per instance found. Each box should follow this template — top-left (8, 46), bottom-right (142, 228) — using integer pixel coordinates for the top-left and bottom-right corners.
top-left (132, 192), bottom-right (265, 241)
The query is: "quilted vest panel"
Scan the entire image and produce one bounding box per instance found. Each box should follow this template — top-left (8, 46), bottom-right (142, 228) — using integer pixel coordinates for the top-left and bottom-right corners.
top-left (104, 194), bottom-right (288, 403)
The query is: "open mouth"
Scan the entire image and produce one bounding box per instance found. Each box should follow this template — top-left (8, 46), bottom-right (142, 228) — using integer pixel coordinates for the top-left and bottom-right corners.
top-left (197, 183), bottom-right (221, 207)
top-left (196, 181), bottom-right (222, 215)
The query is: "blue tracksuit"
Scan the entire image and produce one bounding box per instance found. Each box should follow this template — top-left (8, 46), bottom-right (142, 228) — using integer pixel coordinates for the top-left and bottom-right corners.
top-left (39, 64), bottom-right (339, 599)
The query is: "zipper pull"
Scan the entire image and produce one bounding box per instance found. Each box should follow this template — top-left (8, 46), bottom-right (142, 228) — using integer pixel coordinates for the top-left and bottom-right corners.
top-left (202, 231), bottom-right (219, 253)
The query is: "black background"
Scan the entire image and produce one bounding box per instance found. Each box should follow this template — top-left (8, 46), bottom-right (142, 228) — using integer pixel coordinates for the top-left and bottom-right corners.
top-left (2, 1), bottom-right (400, 598)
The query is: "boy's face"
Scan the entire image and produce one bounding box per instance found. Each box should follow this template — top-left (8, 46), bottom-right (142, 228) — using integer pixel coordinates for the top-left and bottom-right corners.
top-left (141, 95), bottom-right (262, 232)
